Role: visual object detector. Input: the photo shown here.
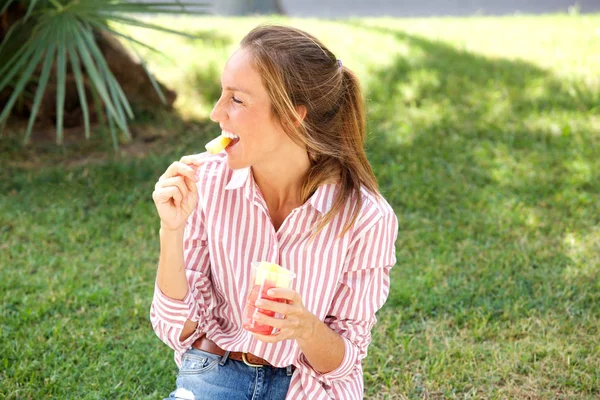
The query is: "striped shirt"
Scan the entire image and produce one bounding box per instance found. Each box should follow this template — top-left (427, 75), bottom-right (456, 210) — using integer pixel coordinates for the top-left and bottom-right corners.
top-left (150, 152), bottom-right (398, 399)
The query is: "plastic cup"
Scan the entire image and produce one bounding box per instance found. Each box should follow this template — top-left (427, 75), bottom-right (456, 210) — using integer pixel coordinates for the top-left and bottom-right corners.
top-left (242, 261), bottom-right (295, 335)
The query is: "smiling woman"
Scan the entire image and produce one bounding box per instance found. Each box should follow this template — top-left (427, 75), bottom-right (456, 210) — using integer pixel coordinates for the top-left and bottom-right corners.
top-left (149, 24), bottom-right (398, 400)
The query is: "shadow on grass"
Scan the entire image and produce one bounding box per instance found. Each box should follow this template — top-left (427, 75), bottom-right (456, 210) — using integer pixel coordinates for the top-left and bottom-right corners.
top-left (342, 19), bottom-right (598, 343)
top-left (344, 22), bottom-right (599, 398)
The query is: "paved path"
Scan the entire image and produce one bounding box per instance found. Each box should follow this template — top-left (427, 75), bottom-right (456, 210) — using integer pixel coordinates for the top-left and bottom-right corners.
top-left (280, 0), bottom-right (600, 18)
top-left (145, 0), bottom-right (600, 17)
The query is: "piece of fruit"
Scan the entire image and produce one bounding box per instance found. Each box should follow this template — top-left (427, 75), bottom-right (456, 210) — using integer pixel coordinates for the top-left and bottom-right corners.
top-left (205, 135), bottom-right (232, 154)
top-left (254, 262), bottom-right (293, 287)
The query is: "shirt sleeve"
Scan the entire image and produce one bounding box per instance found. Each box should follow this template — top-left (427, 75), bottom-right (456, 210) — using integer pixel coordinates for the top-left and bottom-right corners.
top-left (149, 195), bottom-right (217, 355)
top-left (297, 205), bottom-right (398, 388)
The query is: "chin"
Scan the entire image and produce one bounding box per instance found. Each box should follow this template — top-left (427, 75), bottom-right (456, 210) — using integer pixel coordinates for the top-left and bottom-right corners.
top-left (226, 155), bottom-right (250, 170)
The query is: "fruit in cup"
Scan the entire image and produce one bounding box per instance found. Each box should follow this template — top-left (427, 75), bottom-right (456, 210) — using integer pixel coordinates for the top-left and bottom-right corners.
top-left (242, 262), bottom-right (293, 335)
top-left (254, 262), bottom-right (293, 288)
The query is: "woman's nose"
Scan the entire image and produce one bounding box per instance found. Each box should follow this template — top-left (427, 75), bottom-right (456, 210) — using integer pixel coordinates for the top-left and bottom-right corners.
top-left (210, 98), bottom-right (227, 123)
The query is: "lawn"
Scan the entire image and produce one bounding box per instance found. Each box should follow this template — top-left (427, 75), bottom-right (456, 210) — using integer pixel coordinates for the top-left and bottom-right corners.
top-left (1, 13), bottom-right (599, 399)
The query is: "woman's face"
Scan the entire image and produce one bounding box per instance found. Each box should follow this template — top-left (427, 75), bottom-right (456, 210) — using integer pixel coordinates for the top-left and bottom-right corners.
top-left (209, 48), bottom-right (293, 171)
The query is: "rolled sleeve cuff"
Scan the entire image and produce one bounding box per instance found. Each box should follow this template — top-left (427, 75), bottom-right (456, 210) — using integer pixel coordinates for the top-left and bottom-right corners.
top-left (298, 336), bottom-right (358, 383)
top-left (152, 283), bottom-right (200, 328)
top-left (177, 326), bottom-right (201, 350)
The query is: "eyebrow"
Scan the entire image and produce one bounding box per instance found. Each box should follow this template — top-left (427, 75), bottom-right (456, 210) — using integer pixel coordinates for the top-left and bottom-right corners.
top-left (223, 85), bottom-right (252, 96)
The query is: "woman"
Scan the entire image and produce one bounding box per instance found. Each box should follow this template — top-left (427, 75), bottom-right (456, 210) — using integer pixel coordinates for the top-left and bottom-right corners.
top-left (150, 25), bottom-right (398, 400)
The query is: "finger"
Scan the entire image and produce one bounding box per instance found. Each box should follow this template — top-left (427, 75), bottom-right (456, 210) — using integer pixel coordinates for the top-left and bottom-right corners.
top-left (254, 299), bottom-right (292, 315)
top-left (160, 161), bottom-right (195, 180)
top-left (161, 161), bottom-right (197, 182)
top-left (155, 176), bottom-right (189, 200)
top-left (183, 175), bottom-right (198, 194)
top-left (156, 175), bottom-right (187, 191)
top-left (265, 288), bottom-right (301, 304)
top-left (180, 154), bottom-right (207, 166)
top-left (172, 188), bottom-right (183, 208)
top-left (254, 312), bottom-right (286, 329)
top-left (153, 186), bottom-right (183, 208)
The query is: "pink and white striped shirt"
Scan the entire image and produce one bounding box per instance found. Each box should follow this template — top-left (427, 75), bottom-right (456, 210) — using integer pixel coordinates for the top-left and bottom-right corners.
top-left (150, 152), bottom-right (398, 399)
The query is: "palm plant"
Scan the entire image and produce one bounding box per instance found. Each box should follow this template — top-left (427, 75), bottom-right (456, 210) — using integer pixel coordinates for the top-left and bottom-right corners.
top-left (0, 0), bottom-right (209, 149)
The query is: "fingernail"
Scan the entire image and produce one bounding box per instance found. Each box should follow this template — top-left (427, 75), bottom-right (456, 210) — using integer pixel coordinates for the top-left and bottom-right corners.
top-left (255, 300), bottom-right (264, 306)
top-left (267, 290), bottom-right (274, 296)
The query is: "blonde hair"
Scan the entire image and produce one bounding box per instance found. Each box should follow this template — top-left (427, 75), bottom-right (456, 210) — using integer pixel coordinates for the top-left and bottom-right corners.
top-left (240, 25), bottom-right (380, 237)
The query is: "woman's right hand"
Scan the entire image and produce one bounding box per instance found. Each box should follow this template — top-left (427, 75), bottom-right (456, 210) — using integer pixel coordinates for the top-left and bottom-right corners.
top-left (152, 155), bottom-right (206, 232)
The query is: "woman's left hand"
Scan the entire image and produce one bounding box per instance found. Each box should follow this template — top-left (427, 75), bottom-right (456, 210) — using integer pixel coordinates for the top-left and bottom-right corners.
top-left (250, 288), bottom-right (317, 343)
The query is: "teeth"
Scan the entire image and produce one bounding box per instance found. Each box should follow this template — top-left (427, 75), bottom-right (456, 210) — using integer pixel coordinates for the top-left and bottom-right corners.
top-left (222, 130), bottom-right (239, 139)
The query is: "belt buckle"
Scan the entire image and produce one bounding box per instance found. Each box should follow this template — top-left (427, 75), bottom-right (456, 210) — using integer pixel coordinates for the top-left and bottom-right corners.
top-left (242, 352), bottom-right (264, 368)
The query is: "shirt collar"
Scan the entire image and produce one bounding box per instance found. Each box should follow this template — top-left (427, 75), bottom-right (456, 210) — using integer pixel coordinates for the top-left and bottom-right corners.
top-left (308, 183), bottom-right (337, 214)
top-left (224, 167), bottom-right (254, 201)
top-left (225, 167), bottom-right (337, 214)
top-left (225, 167), bottom-right (250, 190)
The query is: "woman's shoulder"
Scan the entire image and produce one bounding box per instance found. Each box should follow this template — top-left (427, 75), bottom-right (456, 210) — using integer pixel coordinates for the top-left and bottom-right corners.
top-left (357, 186), bottom-right (396, 220)
top-left (347, 186), bottom-right (397, 238)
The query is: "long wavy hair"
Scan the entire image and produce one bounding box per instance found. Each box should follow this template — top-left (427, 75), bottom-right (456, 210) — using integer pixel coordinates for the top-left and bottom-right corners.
top-left (241, 25), bottom-right (380, 237)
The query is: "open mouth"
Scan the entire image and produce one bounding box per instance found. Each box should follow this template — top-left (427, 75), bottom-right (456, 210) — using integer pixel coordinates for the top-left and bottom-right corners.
top-left (226, 137), bottom-right (240, 149)
top-left (222, 129), bottom-right (240, 151)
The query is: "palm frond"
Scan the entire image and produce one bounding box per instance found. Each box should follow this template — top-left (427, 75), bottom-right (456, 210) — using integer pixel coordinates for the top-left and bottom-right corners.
top-left (102, 14), bottom-right (201, 39)
top-left (105, 100), bottom-right (118, 151)
top-left (0, 0), bottom-right (17, 15)
top-left (0, 37), bottom-right (47, 123)
top-left (67, 41), bottom-right (91, 139)
top-left (0, 0), bottom-right (211, 148)
top-left (24, 34), bottom-right (56, 144)
top-left (56, 21), bottom-right (67, 144)
top-left (24, 0), bottom-right (39, 21)
top-left (134, 46), bottom-right (167, 105)
top-left (80, 23), bottom-right (134, 125)
top-left (70, 20), bottom-right (128, 135)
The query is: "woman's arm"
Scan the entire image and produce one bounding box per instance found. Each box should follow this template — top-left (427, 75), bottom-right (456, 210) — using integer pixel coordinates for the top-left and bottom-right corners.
top-left (150, 217), bottom-right (216, 352)
top-left (156, 225), bottom-right (199, 341)
top-left (295, 315), bottom-right (345, 373)
top-left (150, 155), bottom-right (219, 350)
top-left (157, 225), bottom-right (187, 299)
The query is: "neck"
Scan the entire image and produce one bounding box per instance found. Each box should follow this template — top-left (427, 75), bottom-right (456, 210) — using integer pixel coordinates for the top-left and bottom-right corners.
top-left (252, 152), bottom-right (311, 210)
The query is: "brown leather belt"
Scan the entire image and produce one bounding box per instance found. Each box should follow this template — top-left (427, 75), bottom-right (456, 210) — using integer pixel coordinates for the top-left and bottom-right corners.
top-left (193, 335), bottom-right (289, 369)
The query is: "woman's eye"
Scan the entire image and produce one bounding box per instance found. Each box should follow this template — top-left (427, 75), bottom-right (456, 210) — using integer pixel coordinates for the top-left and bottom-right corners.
top-left (232, 96), bottom-right (243, 104)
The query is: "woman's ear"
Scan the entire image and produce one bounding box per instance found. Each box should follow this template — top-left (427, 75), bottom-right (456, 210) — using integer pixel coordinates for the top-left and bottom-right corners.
top-left (294, 105), bottom-right (307, 127)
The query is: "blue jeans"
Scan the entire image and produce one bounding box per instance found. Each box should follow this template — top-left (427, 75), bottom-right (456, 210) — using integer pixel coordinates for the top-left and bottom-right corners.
top-left (165, 348), bottom-right (293, 400)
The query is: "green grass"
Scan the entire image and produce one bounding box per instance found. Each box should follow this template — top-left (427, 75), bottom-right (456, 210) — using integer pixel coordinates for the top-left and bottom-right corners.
top-left (1, 13), bottom-right (599, 399)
